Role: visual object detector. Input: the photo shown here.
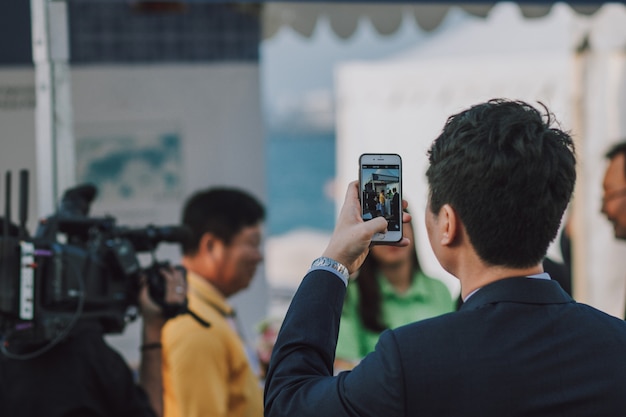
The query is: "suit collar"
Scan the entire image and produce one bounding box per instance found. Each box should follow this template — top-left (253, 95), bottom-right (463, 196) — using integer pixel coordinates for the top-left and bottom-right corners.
top-left (459, 276), bottom-right (573, 311)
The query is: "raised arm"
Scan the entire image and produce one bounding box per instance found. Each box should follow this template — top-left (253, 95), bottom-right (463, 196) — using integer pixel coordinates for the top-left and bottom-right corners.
top-left (138, 267), bottom-right (187, 417)
top-left (264, 181), bottom-right (410, 417)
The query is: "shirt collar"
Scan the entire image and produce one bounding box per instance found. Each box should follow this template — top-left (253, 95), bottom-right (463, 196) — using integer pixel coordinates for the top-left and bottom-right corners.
top-left (463, 272), bottom-right (553, 302)
top-left (187, 270), bottom-right (235, 317)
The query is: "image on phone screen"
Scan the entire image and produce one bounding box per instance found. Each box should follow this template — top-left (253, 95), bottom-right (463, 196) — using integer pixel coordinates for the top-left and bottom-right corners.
top-left (359, 154), bottom-right (402, 241)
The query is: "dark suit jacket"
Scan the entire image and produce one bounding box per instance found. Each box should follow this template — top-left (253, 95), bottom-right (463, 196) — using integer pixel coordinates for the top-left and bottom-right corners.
top-left (265, 270), bottom-right (626, 417)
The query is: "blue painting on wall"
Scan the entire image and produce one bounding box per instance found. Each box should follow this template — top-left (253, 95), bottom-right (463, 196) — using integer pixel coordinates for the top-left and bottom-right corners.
top-left (76, 127), bottom-right (182, 203)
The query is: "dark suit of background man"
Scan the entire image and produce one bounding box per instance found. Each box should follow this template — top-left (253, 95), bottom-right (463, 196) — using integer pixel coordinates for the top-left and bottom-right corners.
top-left (601, 140), bottom-right (626, 319)
top-left (264, 99), bottom-right (626, 417)
top-left (390, 187), bottom-right (399, 220)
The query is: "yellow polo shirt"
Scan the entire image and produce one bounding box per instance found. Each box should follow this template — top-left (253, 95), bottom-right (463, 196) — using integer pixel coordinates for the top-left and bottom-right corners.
top-left (162, 271), bottom-right (263, 417)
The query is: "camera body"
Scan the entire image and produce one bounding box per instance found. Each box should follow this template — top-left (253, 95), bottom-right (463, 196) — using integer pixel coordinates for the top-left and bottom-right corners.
top-left (0, 181), bottom-right (189, 350)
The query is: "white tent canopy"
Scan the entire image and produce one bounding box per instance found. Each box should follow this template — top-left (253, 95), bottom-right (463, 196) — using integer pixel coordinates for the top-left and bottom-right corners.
top-left (263, 2), bottom-right (604, 39)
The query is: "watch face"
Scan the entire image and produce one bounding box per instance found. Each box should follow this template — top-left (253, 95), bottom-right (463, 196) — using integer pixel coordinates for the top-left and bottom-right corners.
top-left (316, 258), bottom-right (329, 267)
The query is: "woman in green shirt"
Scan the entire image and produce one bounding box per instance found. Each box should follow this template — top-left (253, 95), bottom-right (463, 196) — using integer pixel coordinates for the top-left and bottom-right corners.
top-left (334, 219), bottom-right (455, 372)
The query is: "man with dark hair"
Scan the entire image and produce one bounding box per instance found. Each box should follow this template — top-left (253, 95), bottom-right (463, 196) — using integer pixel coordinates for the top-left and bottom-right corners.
top-left (602, 141), bottom-right (626, 241)
top-left (264, 99), bottom-right (626, 417)
top-left (162, 187), bottom-right (265, 417)
top-left (601, 140), bottom-right (626, 319)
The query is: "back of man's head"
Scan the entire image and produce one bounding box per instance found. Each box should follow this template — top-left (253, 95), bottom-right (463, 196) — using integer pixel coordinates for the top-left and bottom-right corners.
top-left (426, 99), bottom-right (576, 268)
top-left (181, 187), bottom-right (265, 255)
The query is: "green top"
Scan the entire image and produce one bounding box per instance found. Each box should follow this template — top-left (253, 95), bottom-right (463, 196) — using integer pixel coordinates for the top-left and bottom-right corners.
top-left (336, 270), bottom-right (455, 362)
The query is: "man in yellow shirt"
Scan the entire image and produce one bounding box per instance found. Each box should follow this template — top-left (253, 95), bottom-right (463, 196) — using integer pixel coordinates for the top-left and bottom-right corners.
top-left (162, 188), bottom-right (265, 417)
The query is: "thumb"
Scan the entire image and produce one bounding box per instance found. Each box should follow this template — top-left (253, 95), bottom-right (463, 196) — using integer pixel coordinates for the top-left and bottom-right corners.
top-left (363, 216), bottom-right (388, 236)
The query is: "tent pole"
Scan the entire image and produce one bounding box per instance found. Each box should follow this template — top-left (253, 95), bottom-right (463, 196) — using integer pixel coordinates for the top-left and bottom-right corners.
top-left (31, 0), bottom-right (75, 217)
top-left (571, 36), bottom-right (590, 304)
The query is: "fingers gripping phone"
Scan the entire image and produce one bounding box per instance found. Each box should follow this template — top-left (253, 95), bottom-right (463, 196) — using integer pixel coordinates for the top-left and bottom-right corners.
top-left (359, 153), bottom-right (402, 243)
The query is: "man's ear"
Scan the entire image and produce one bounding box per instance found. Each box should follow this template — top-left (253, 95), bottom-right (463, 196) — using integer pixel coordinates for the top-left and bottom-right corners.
top-left (199, 232), bottom-right (220, 257)
top-left (440, 204), bottom-right (458, 246)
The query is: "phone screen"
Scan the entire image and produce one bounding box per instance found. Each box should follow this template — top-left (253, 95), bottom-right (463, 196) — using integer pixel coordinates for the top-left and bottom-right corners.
top-left (359, 154), bottom-right (402, 243)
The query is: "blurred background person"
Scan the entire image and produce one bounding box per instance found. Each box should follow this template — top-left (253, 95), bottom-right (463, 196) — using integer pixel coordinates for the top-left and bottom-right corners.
top-left (334, 216), bottom-right (455, 371)
top-left (377, 190), bottom-right (386, 216)
top-left (601, 140), bottom-right (626, 319)
top-left (162, 187), bottom-right (265, 417)
top-left (602, 141), bottom-right (626, 241)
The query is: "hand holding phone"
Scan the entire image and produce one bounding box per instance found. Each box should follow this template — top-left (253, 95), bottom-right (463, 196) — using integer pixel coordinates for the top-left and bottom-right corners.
top-left (358, 153), bottom-right (402, 243)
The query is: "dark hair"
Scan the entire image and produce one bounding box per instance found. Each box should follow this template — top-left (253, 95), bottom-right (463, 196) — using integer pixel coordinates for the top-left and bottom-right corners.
top-left (605, 141), bottom-right (626, 179)
top-left (426, 99), bottom-right (576, 268)
top-left (181, 187), bottom-right (265, 255)
top-left (356, 218), bottom-right (420, 333)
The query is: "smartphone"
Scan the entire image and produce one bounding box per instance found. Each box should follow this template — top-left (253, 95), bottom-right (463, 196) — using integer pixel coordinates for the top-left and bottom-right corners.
top-left (358, 153), bottom-right (402, 243)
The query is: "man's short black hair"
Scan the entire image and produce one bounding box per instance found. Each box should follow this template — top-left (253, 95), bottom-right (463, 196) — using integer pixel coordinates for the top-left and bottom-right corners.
top-left (426, 99), bottom-right (576, 268)
top-left (181, 187), bottom-right (265, 255)
top-left (605, 141), bottom-right (626, 179)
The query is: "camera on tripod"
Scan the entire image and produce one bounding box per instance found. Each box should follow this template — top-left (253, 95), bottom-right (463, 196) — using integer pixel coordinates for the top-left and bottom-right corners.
top-left (0, 170), bottom-right (192, 355)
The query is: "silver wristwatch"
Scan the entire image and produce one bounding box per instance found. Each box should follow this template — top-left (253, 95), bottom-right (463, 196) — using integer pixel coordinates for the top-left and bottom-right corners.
top-left (311, 256), bottom-right (349, 282)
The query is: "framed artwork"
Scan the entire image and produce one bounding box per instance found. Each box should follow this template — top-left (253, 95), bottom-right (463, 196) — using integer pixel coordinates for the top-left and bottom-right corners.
top-left (75, 122), bottom-right (183, 204)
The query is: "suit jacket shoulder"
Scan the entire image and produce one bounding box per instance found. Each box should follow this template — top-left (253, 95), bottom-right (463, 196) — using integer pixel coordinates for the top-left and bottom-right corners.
top-left (265, 274), bottom-right (626, 417)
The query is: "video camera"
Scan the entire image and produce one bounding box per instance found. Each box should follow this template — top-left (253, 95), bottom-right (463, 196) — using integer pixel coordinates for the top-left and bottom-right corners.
top-left (0, 170), bottom-right (193, 356)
